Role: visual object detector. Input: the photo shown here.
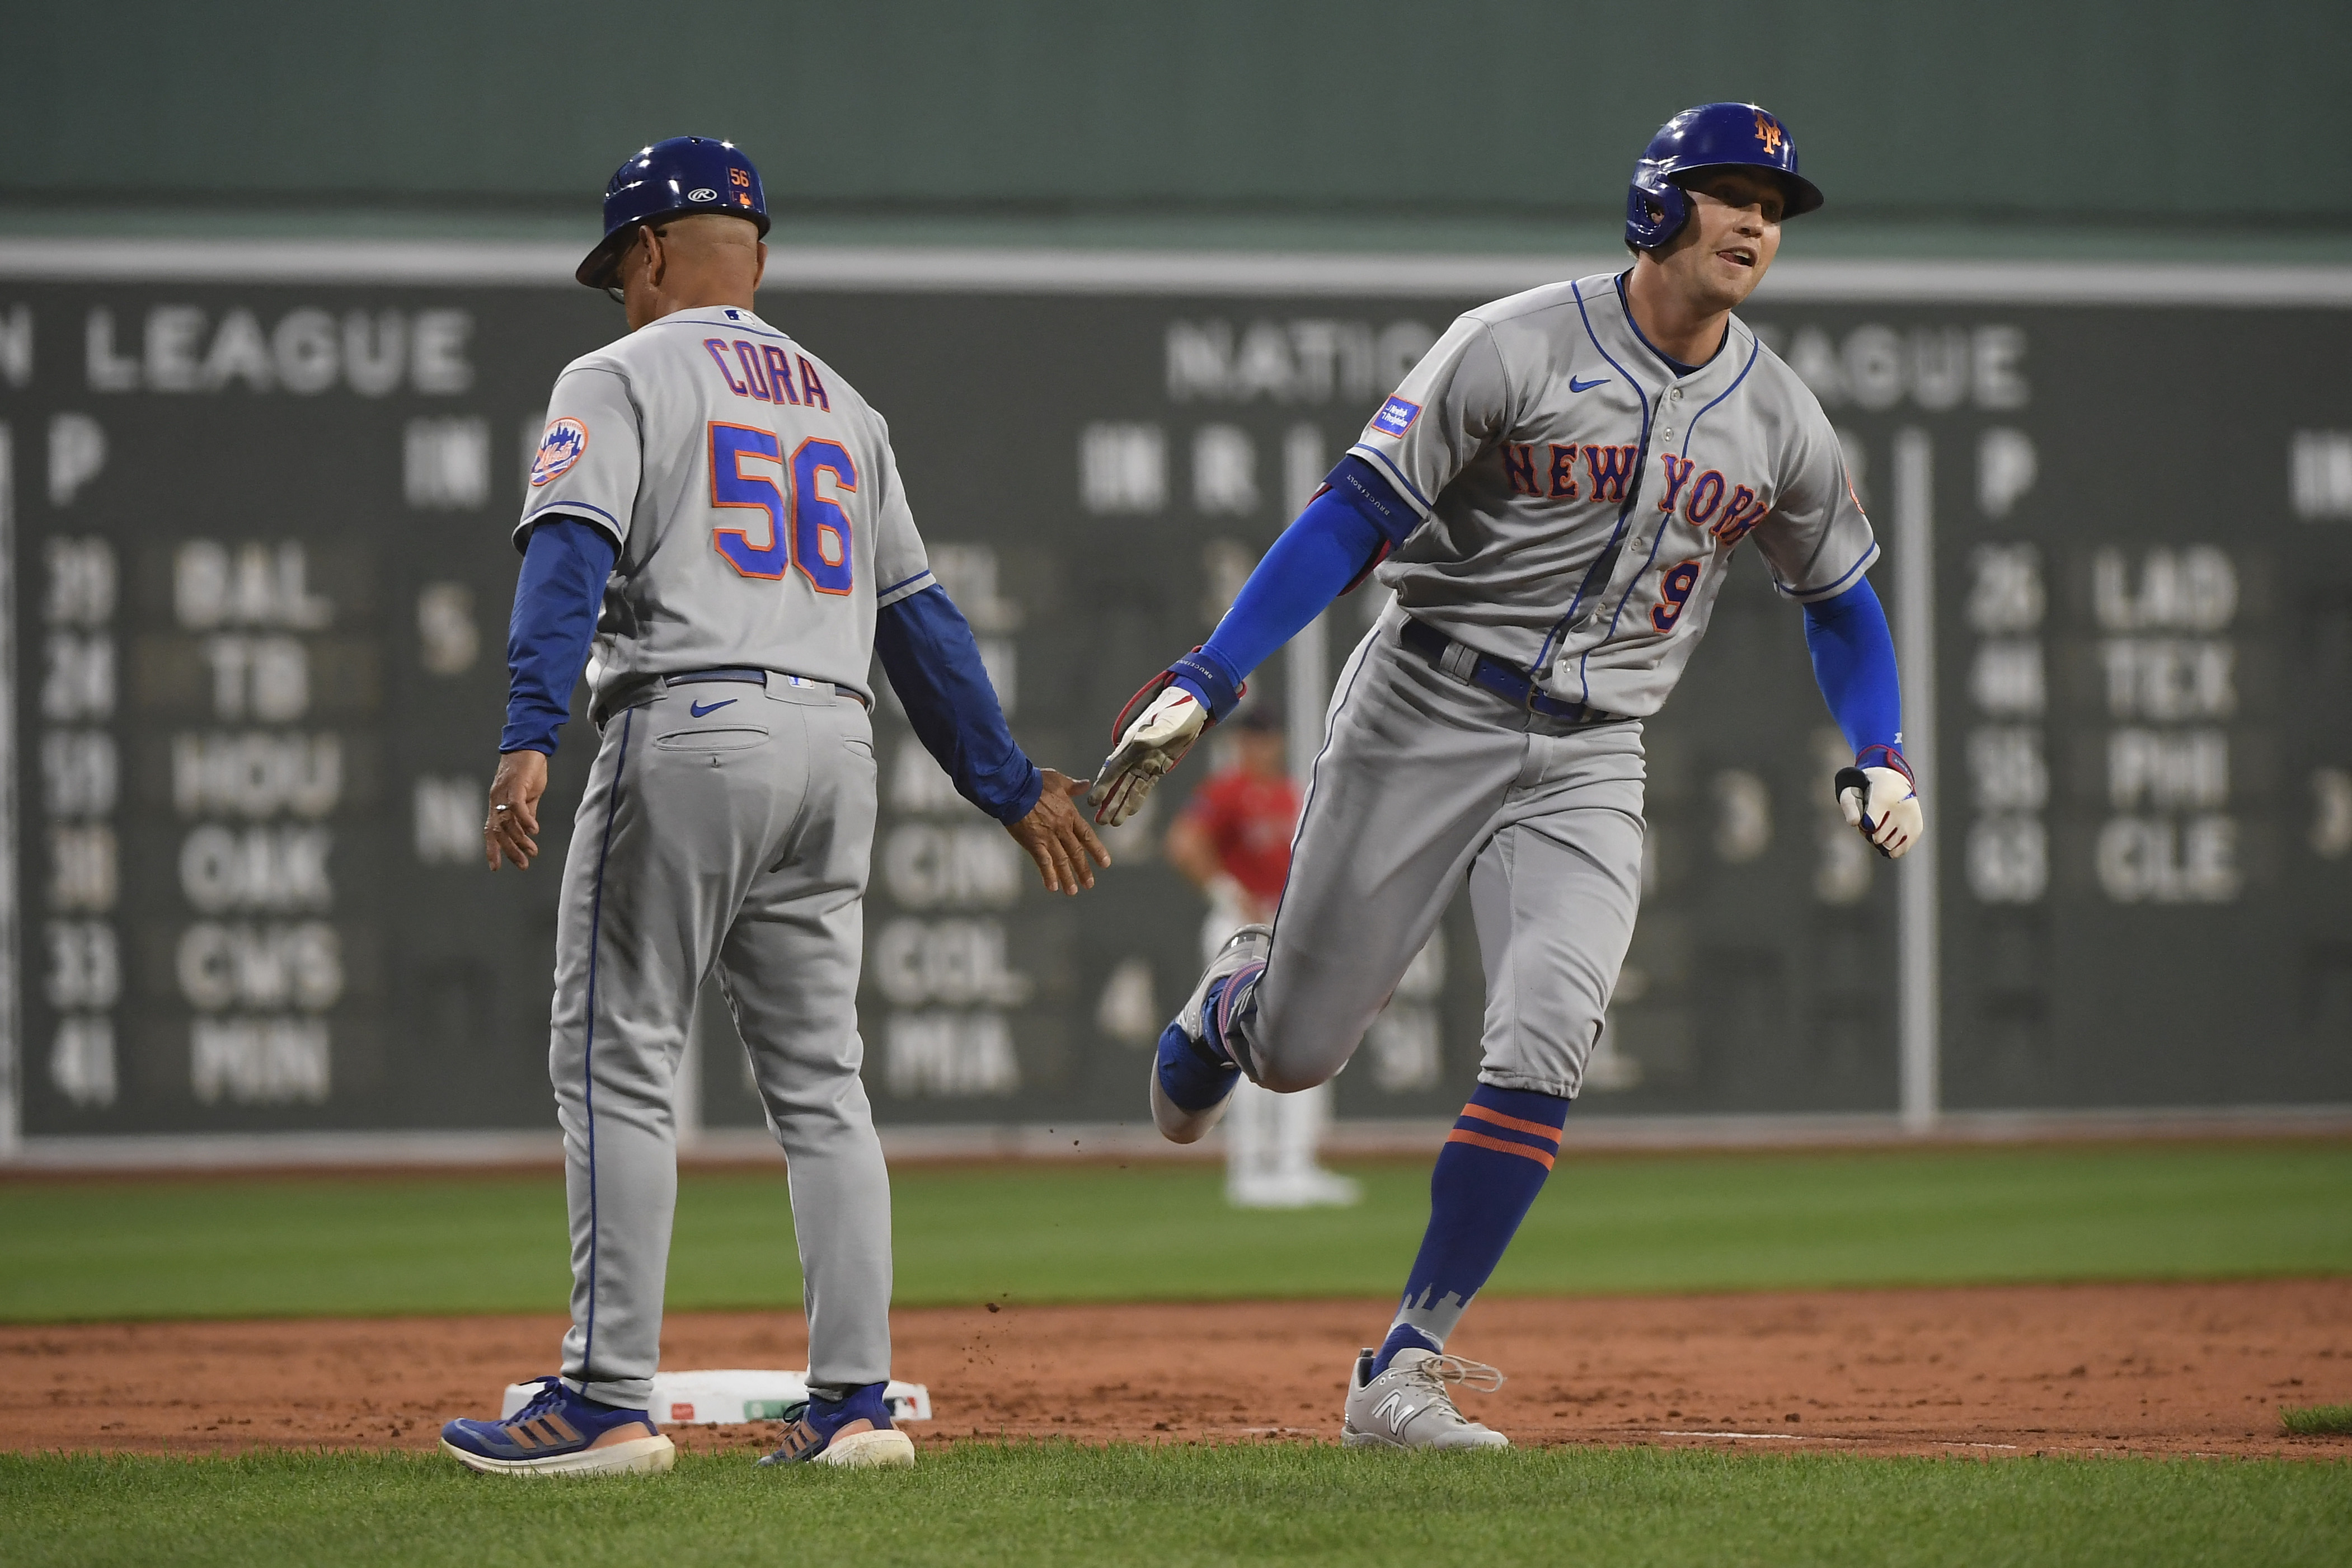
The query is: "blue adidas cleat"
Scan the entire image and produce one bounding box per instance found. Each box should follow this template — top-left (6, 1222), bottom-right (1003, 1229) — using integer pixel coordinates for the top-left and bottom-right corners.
top-left (1149, 923), bottom-right (1269, 1144)
top-left (758, 1382), bottom-right (916, 1468)
top-left (440, 1375), bottom-right (675, 1477)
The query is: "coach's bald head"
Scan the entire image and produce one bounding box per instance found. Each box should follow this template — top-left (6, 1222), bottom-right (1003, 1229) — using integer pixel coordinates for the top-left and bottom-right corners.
top-left (618, 213), bottom-right (767, 331)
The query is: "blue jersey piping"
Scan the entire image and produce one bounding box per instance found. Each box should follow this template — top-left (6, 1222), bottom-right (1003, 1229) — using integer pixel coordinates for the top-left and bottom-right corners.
top-left (1554, 278), bottom-right (1656, 706)
top-left (1594, 332), bottom-right (1766, 646)
top-left (1678, 334), bottom-right (1762, 457)
top-left (577, 706), bottom-right (634, 1383)
top-left (1778, 542), bottom-right (1880, 601)
top-left (1349, 443), bottom-right (1434, 514)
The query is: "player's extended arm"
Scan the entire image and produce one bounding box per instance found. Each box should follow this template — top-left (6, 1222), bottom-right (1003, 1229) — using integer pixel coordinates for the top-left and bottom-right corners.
top-left (1090, 456), bottom-right (1417, 826)
top-left (875, 585), bottom-right (1110, 895)
top-left (486, 516), bottom-right (618, 871)
top-left (1801, 576), bottom-right (1923, 859)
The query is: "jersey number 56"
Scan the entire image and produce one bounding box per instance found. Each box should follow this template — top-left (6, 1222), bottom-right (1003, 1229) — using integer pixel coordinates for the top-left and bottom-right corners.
top-left (709, 423), bottom-right (855, 595)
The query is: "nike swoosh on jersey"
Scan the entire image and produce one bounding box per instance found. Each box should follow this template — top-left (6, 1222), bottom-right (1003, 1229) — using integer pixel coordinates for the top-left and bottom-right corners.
top-left (1569, 375), bottom-right (1610, 393)
top-left (689, 698), bottom-right (738, 717)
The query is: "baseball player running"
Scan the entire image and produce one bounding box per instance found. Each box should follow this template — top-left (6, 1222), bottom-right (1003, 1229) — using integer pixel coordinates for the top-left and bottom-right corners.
top-left (1095, 103), bottom-right (1921, 1449)
top-left (440, 137), bottom-right (1107, 1477)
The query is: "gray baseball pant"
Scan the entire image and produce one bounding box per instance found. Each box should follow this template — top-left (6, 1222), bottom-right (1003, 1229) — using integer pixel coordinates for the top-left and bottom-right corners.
top-left (549, 676), bottom-right (891, 1409)
top-left (1232, 604), bottom-right (1646, 1102)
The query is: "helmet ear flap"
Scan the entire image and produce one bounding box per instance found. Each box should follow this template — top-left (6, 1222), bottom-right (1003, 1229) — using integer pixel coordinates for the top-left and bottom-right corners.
top-left (1623, 173), bottom-right (1690, 251)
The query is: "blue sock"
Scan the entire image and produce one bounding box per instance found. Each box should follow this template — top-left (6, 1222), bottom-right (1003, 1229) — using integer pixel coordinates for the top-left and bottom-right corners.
top-left (1371, 1084), bottom-right (1569, 1377)
top-left (1373, 1321), bottom-right (1442, 1373)
top-left (1155, 975), bottom-right (1245, 1113)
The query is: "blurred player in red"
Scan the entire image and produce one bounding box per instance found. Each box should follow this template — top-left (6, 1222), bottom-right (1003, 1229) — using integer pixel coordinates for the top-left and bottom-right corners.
top-left (1165, 706), bottom-right (1359, 1209)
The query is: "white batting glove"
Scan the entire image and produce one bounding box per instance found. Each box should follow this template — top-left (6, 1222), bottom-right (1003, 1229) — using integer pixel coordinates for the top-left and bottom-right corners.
top-left (1837, 766), bottom-right (1923, 860)
top-left (1091, 686), bottom-right (1207, 827)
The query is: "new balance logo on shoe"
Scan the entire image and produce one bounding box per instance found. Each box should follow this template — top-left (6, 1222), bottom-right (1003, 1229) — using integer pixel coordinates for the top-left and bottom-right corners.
top-left (1341, 1349), bottom-right (1511, 1452)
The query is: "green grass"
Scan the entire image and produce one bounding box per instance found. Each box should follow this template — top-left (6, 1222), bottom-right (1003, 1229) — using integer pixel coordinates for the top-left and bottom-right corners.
top-left (2, 1446), bottom-right (2346, 1568)
top-left (4, 1142), bottom-right (2349, 1322)
top-left (2284, 1405), bottom-right (2352, 1436)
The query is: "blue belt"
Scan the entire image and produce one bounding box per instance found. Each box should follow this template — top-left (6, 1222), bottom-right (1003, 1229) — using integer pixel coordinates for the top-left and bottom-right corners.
top-left (663, 668), bottom-right (771, 687)
top-left (1399, 617), bottom-right (1614, 724)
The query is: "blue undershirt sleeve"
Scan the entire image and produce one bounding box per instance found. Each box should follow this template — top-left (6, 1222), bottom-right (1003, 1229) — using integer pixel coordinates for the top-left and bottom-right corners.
top-left (1169, 456), bottom-right (1414, 706)
top-left (501, 516), bottom-right (618, 755)
top-left (1801, 575), bottom-right (1903, 761)
top-left (876, 584), bottom-right (1045, 824)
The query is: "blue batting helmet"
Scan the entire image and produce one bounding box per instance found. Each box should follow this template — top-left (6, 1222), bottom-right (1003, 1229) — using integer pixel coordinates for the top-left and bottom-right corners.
top-left (1624, 103), bottom-right (1823, 251)
top-left (577, 136), bottom-right (770, 289)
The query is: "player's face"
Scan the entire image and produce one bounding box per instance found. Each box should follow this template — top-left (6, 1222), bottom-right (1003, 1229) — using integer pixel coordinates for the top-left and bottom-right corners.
top-left (1672, 170), bottom-right (1784, 308)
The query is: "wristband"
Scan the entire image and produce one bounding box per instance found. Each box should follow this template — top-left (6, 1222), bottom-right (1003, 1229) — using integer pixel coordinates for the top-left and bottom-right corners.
top-left (1167, 646), bottom-right (1246, 722)
top-left (1854, 743), bottom-right (1913, 787)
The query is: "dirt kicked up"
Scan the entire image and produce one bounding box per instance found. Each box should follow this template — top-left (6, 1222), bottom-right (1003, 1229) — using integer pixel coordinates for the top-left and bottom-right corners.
top-left (6, 1280), bottom-right (2349, 1461)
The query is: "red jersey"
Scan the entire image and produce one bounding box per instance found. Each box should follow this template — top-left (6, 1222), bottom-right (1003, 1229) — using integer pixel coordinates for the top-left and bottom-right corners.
top-left (1180, 767), bottom-right (1301, 902)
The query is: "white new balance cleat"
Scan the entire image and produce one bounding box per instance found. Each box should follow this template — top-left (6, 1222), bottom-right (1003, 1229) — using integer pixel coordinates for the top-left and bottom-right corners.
top-left (1341, 1346), bottom-right (1511, 1450)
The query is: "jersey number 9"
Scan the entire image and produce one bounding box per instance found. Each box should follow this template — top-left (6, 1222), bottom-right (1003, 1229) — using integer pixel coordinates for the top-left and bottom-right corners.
top-left (709, 423), bottom-right (857, 596)
top-left (1650, 558), bottom-right (1703, 632)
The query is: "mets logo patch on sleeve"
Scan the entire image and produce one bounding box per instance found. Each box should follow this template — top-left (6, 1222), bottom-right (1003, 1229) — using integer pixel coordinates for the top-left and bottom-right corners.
top-left (530, 418), bottom-right (589, 486)
top-left (1370, 395), bottom-right (1421, 438)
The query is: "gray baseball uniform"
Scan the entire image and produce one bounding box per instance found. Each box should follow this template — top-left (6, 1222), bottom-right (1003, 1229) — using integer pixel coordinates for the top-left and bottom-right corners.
top-left (1236, 274), bottom-right (1874, 1220)
top-left (525, 306), bottom-right (937, 699)
top-left (1350, 273), bottom-right (1873, 712)
top-left (524, 305), bottom-right (931, 1407)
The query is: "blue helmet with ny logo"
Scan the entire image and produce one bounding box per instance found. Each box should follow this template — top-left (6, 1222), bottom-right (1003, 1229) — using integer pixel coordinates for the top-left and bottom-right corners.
top-left (1625, 103), bottom-right (1823, 251)
top-left (578, 136), bottom-right (771, 289)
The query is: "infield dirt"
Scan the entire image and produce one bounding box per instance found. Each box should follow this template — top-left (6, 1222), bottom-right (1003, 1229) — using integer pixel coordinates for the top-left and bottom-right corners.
top-left (6, 1280), bottom-right (2348, 1460)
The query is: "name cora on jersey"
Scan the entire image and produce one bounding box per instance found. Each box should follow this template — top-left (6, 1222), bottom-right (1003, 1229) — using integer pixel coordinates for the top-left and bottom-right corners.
top-left (1499, 442), bottom-right (1771, 548)
top-left (703, 336), bottom-right (832, 412)
top-left (530, 418), bottom-right (589, 487)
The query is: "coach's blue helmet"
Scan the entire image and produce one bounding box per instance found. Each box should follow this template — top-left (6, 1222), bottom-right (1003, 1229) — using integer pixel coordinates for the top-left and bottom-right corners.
top-left (577, 136), bottom-right (770, 289)
top-left (1624, 103), bottom-right (1823, 251)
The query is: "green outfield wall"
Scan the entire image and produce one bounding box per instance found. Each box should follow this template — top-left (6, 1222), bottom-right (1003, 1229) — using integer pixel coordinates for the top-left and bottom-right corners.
top-left (2, 2), bottom-right (2346, 227)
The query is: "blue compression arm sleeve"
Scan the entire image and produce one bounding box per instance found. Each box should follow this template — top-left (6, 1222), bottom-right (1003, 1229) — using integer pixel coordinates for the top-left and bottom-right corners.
top-left (1801, 576), bottom-right (1903, 760)
top-left (876, 584), bottom-right (1045, 824)
top-left (1170, 456), bottom-right (1415, 705)
top-left (502, 517), bottom-right (618, 755)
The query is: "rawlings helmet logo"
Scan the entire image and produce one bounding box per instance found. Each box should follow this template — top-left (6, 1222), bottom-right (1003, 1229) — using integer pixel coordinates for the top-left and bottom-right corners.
top-left (1753, 113), bottom-right (1785, 156)
top-left (687, 187), bottom-right (717, 201)
top-left (531, 418), bottom-right (589, 486)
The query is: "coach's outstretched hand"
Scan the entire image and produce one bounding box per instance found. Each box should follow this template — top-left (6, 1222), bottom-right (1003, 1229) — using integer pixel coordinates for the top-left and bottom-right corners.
top-left (485, 749), bottom-right (550, 871)
top-left (1007, 770), bottom-right (1112, 895)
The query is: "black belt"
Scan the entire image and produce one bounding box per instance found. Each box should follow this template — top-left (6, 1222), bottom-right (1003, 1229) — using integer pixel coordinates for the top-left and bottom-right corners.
top-left (1400, 617), bottom-right (1615, 724)
top-left (663, 667), bottom-right (770, 687)
top-left (663, 668), bottom-right (865, 706)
